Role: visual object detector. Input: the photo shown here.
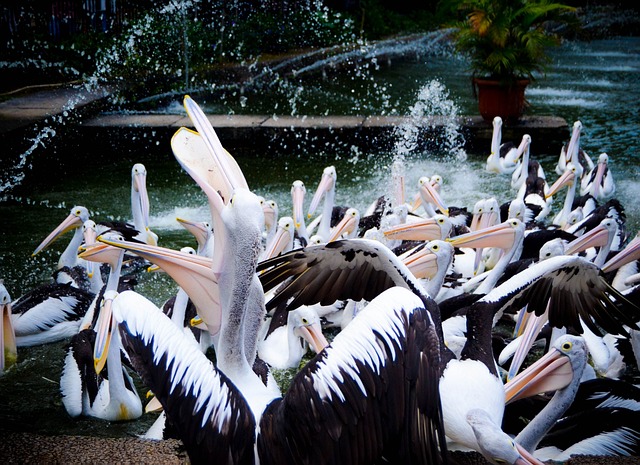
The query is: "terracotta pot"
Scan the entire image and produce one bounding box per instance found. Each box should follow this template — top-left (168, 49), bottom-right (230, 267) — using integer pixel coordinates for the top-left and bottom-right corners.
top-left (473, 78), bottom-right (529, 124)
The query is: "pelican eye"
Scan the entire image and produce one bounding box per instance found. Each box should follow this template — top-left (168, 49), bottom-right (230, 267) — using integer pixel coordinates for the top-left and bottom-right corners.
top-left (562, 341), bottom-right (573, 351)
top-left (432, 244), bottom-right (439, 251)
top-left (437, 218), bottom-right (444, 224)
top-left (301, 318), bottom-right (309, 324)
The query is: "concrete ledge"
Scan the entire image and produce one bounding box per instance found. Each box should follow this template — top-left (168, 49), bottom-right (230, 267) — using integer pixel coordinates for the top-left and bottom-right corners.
top-left (78, 113), bottom-right (569, 154)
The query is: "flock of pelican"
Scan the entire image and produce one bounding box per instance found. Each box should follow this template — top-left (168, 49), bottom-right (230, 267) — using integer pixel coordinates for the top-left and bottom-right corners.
top-left (1, 97), bottom-right (639, 464)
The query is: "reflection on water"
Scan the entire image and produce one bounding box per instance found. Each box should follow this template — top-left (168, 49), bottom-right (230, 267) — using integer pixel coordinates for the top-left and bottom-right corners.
top-left (0, 36), bottom-right (639, 439)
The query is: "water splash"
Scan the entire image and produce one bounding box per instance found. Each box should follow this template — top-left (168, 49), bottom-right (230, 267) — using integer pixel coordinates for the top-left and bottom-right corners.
top-left (393, 79), bottom-right (466, 161)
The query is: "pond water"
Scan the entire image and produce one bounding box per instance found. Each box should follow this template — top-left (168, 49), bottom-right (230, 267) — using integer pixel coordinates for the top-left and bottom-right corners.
top-left (0, 35), bottom-right (639, 439)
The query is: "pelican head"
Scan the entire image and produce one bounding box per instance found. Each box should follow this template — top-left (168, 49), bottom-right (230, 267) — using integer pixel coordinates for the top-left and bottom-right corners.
top-left (32, 205), bottom-right (90, 256)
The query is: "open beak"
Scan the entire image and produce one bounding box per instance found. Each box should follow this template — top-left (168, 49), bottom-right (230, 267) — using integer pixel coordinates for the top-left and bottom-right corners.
top-left (182, 95), bottom-right (249, 198)
top-left (603, 233), bottom-right (640, 273)
top-left (33, 213), bottom-right (83, 256)
top-left (97, 237), bottom-right (222, 337)
top-left (504, 344), bottom-right (573, 404)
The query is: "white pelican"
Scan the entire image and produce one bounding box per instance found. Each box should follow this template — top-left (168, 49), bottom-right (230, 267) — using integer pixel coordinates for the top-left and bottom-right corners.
top-left (257, 306), bottom-right (328, 370)
top-left (291, 180), bottom-right (310, 247)
top-left (60, 238), bottom-right (142, 421)
top-left (177, 217), bottom-right (214, 258)
top-left (0, 282), bottom-right (17, 374)
top-left (32, 205), bottom-right (91, 273)
top-left (486, 116), bottom-right (521, 174)
top-left (307, 165), bottom-right (338, 242)
top-left (261, 198), bottom-right (279, 246)
top-left (129, 163), bottom-right (158, 245)
top-left (555, 121), bottom-right (594, 176)
top-left (581, 152), bottom-right (615, 200)
top-left (328, 207), bottom-right (360, 242)
top-left (10, 280), bottom-right (94, 347)
top-left (505, 335), bottom-right (640, 461)
top-left (547, 162), bottom-right (583, 228)
top-left (261, 216), bottom-right (295, 260)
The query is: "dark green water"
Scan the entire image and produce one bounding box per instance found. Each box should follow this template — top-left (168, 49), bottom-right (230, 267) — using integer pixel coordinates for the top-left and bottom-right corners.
top-left (0, 36), bottom-right (638, 439)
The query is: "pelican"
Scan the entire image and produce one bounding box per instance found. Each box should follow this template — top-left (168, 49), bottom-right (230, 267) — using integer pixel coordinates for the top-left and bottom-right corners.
top-left (257, 306), bottom-right (329, 370)
top-left (261, 216), bottom-right (295, 260)
top-left (505, 335), bottom-right (640, 461)
top-left (32, 205), bottom-right (91, 272)
top-left (1, 282), bottom-right (17, 374)
top-left (555, 121), bottom-right (594, 176)
top-left (510, 134), bottom-right (543, 192)
top-left (486, 116), bottom-right (521, 174)
top-left (328, 207), bottom-right (360, 242)
top-left (581, 152), bottom-right (615, 200)
top-left (307, 165), bottom-right (338, 242)
top-left (177, 217), bottom-right (214, 258)
top-left (60, 237), bottom-right (142, 421)
top-left (130, 163), bottom-right (158, 245)
top-left (291, 180), bottom-right (310, 247)
top-left (547, 162), bottom-right (583, 228)
top-left (262, 198), bottom-right (279, 246)
top-left (10, 281), bottom-right (94, 347)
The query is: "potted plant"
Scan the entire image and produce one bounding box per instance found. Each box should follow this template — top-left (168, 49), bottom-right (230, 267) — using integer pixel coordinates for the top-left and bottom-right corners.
top-left (446, 0), bottom-right (576, 123)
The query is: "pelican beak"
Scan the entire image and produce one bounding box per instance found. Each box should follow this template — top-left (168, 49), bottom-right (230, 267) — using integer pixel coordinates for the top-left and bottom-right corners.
top-left (298, 321), bottom-right (329, 354)
top-left (182, 95), bottom-right (249, 196)
top-left (94, 292), bottom-right (116, 375)
top-left (504, 345), bottom-right (573, 404)
top-left (400, 246), bottom-right (439, 280)
top-left (78, 242), bottom-right (124, 269)
top-left (308, 170), bottom-right (334, 218)
top-left (410, 192), bottom-right (422, 213)
top-left (515, 442), bottom-right (546, 465)
top-left (603, 233), bottom-right (640, 273)
top-left (590, 159), bottom-right (607, 198)
top-left (383, 218), bottom-right (444, 241)
top-left (328, 211), bottom-right (358, 242)
top-left (546, 169), bottom-right (575, 199)
top-left (1, 300), bottom-right (17, 373)
top-left (262, 225), bottom-right (292, 260)
top-left (145, 395), bottom-right (164, 413)
top-left (507, 309), bottom-right (549, 382)
top-left (97, 236), bottom-right (222, 337)
top-left (33, 212), bottom-right (83, 255)
top-left (419, 180), bottom-right (449, 216)
top-left (177, 217), bottom-right (209, 251)
top-left (564, 223), bottom-right (609, 256)
top-left (447, 221), bottom-right (517, 250)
